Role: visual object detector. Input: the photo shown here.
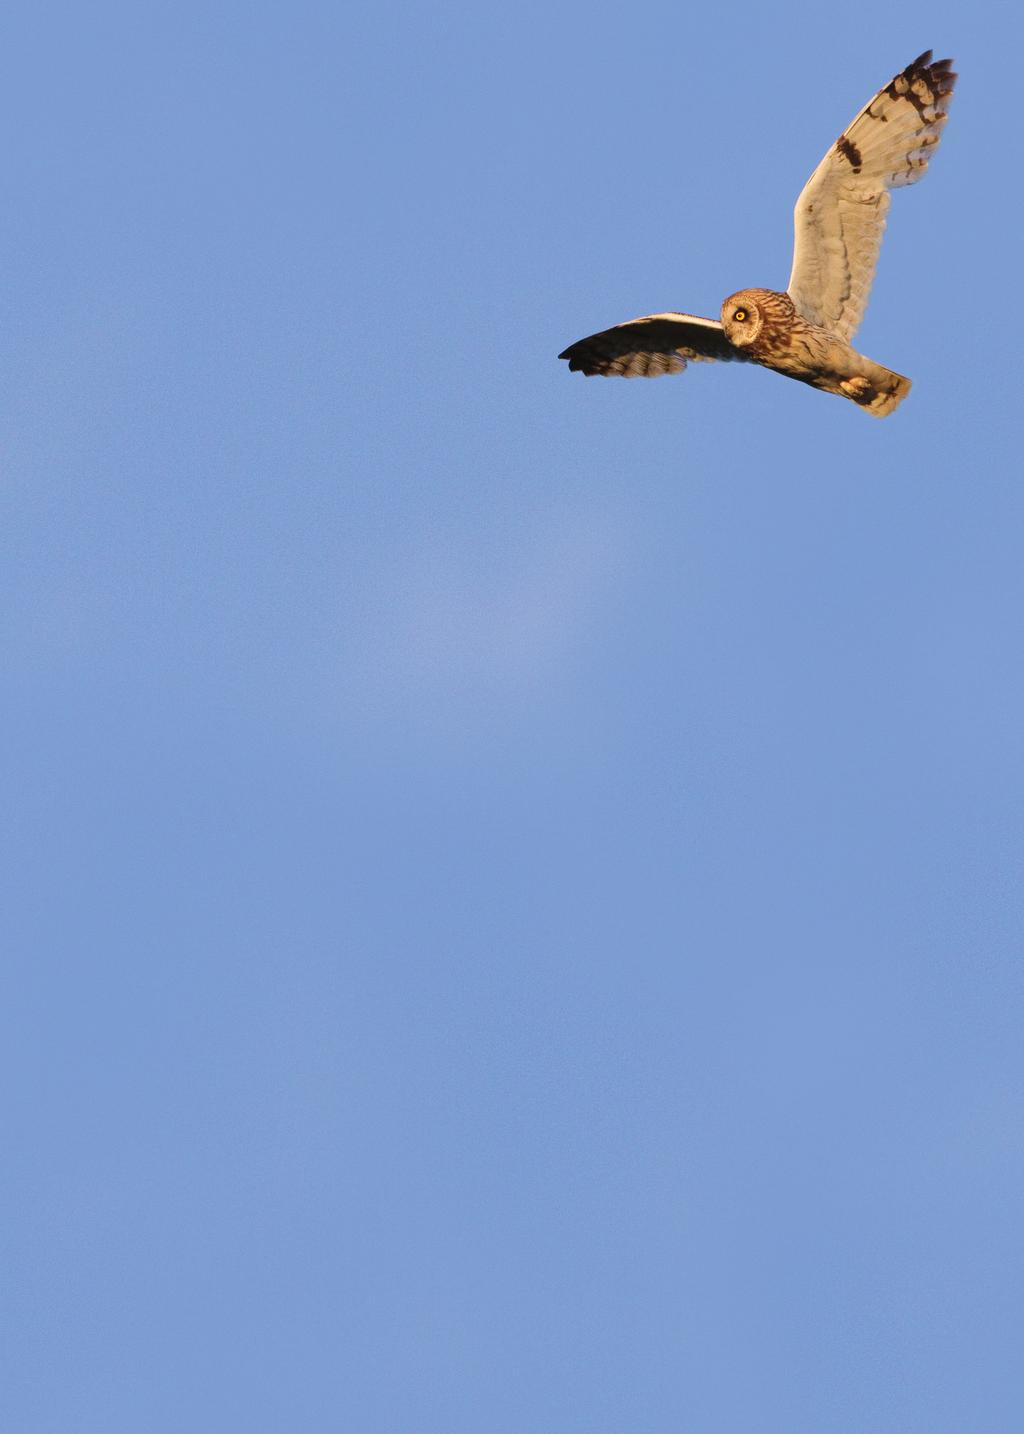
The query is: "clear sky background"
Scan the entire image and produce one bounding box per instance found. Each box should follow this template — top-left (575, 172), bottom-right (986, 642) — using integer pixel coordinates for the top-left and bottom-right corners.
top-left (2, 3), bottom-right (1021, 1431)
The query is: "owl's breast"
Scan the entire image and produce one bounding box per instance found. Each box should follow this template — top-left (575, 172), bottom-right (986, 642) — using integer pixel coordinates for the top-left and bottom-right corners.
top-left (752, 317), bottom-right (843, 381)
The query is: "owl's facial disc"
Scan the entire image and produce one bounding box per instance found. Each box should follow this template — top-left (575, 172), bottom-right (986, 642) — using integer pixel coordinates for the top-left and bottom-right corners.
top-left (720, 293), bottom-right (760, 347)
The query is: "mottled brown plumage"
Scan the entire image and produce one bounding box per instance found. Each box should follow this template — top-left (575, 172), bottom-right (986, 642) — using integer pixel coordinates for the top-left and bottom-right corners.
top-left (720, 288), bottom-right (910, 416)
top-left (559, 50), bottom-right (956, 418)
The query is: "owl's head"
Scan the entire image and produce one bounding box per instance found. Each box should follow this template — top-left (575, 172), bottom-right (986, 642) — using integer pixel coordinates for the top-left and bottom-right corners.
top-left (720, 290), bottom-right (764, 348)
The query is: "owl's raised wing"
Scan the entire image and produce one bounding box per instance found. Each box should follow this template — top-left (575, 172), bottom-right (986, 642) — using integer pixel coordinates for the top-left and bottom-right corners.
top-left (559, 312), bottom-right (747, 378)
top-left (787, 50), bottom-right (956, 343)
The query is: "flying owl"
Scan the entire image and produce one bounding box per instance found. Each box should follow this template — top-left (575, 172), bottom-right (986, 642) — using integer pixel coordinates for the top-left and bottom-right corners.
top-left (559, 51), bottom-right (957, 417)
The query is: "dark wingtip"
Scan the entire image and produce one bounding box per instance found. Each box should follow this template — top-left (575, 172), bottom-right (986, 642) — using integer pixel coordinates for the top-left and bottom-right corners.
top-left (553, 345), bottom-right (585, 369)
top-left (559, 344), bottom-right (592, 373)
top-left (907, 49), bottom-right (957, 85)
top-left (933, 58), bottom-right (958, 92)
top-left (888, 49), bottom-right (958, 108)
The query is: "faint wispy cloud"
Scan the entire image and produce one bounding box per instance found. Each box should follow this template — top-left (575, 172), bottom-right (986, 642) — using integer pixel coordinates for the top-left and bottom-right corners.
top-left (340, 505), bottom-right (628, 726)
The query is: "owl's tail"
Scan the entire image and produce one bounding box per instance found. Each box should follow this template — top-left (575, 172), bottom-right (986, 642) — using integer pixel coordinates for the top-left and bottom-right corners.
top-left (840, 362), bottom-right (912, 418)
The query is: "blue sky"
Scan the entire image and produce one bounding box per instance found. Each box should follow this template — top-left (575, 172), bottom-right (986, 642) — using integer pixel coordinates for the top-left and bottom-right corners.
top-left (3, 3), bottom-right (1022, 1430)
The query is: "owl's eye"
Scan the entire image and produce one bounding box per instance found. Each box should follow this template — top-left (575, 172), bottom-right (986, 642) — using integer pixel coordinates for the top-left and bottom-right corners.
top-left (733, 308), bottom-right (748, 322)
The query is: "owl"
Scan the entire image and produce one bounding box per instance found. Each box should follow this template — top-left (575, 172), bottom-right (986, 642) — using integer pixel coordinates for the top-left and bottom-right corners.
top-left (559, 51), bottom-right (956, 417)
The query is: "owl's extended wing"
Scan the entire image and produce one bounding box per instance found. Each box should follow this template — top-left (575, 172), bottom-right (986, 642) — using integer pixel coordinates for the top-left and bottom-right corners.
top-left (559, 312), bottom-right (746, 377)
top-left (787, 50), bottom-right (956, 343)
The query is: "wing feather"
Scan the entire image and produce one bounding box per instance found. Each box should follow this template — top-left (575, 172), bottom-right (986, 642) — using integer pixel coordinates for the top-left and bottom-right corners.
top-left (787, 50), bottom-right (956, 342)
top-left (559, 312), bottom-right (746, 378)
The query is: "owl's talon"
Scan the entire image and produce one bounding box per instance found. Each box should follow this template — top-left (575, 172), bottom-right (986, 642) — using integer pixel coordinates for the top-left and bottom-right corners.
top-left (840, 376), bottom-right (874, 401)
